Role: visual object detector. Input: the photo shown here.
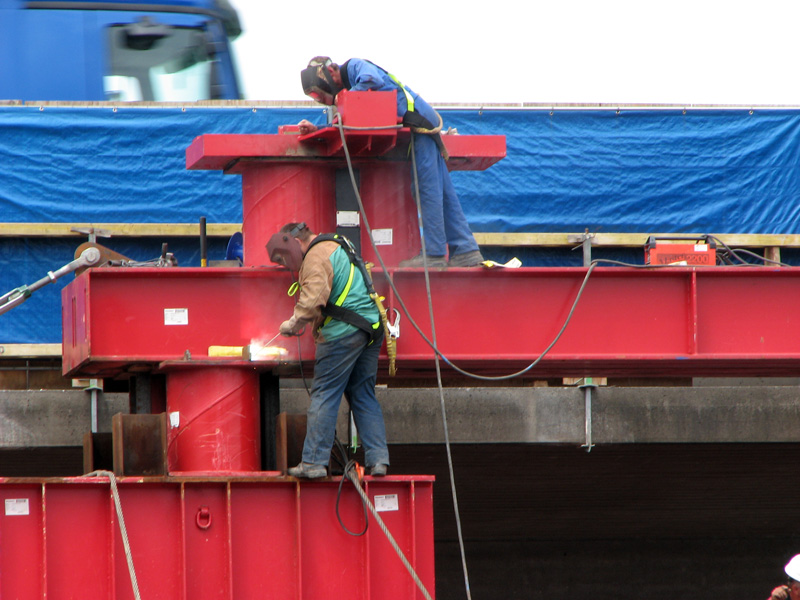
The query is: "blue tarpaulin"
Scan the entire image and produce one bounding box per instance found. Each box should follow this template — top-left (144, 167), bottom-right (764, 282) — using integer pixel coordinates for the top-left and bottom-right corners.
top-left (3, 105), bottom-right (800, 343)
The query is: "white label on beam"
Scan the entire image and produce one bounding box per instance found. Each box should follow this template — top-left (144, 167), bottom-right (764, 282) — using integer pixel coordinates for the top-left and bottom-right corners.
top-left (371, 229), bottom-right (393, 246)
top-left (374, 494), bottom-right (399, 512)
top-left (164, 308), bottom-right (188, 325)
top-left (5, 498), bottom-right (30, 516)
top-left (337, 211), bottom-right (360, 227)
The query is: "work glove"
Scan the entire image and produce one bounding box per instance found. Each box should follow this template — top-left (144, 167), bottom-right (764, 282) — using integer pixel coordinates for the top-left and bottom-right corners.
top-left (280, 316), bottom-right (301, 336)
top-left (770, 585), bottom-right (790, 600)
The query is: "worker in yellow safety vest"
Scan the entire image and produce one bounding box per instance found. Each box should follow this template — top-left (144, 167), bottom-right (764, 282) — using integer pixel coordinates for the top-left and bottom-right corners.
top-left (269, 222), bottom-right (389, 478)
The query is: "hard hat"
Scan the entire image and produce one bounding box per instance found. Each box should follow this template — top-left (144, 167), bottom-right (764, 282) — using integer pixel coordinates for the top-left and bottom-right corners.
top-left (785, 555), bottom-right (800, 581)
top-left (300, 56), bottom-right (342, 105)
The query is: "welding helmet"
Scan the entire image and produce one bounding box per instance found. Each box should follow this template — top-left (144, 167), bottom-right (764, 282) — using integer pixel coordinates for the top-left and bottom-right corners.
top-left (786, 555), bottom-right (800, 582)
top-left (300, 56), bottom-right (342, 105)
top-left (266, 223), bottom-right (306, 271)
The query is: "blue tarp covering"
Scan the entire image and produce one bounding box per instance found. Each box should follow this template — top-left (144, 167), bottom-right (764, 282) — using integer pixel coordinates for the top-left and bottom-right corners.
top-left (449, 108), bottom-right (800, 234)
top-left (3, 105), bottom-right (800, 343)
top-left (4, 106), bottom-right (800, 231)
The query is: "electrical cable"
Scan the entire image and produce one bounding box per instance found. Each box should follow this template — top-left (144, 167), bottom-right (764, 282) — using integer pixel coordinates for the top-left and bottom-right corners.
top-left (705, 234), bottom-right (792, 267)
top-left (335, 458), bottom-right (369, 537)
top-left (331, 114), bottom-right (800, 596)
top-left (331, 111), bottom-right (594, 383)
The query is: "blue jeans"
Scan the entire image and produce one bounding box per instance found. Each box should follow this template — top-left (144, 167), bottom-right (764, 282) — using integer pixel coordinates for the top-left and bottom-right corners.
top-left (412, 133), bottom-right (480, 257)
top-left (302, 330), bottom-right (389, 468)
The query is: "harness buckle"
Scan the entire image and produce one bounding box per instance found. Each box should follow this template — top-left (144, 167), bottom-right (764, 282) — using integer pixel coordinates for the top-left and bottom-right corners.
top-left (387, 308), bottom-right (400, 339)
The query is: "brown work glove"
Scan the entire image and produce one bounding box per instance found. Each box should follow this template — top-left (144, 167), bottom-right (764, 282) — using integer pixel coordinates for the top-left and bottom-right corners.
top-left (770, 585), bottom-right (790, 600)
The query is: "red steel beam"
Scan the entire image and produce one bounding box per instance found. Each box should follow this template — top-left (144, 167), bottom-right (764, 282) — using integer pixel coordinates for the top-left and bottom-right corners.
top-left (0, 475), bottom-right (434, 600)
top-left (62, 265), bottom-right (800, 379)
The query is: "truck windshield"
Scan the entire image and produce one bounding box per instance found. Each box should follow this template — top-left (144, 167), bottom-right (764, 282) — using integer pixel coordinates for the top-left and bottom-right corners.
top-left (104, 20), bottom-right (218, 102)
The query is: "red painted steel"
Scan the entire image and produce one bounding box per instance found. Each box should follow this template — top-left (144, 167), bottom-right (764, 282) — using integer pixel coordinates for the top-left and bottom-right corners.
top-left (164, 366), bottom-right (260, 472)
top-left (186, 91), bottom-right (506, 269)
top-left (63, 265), bottom-right (800, 379)
top-left (61, 267), bottom-right (316, 375)
top-left (241, 163), bottom-right (336, 266)
top-left (0, 475), bottom-right (435, 600)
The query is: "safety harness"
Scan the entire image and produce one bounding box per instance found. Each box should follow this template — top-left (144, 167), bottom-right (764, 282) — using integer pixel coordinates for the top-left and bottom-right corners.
top-left (306, 234), bottom-right (386, 346)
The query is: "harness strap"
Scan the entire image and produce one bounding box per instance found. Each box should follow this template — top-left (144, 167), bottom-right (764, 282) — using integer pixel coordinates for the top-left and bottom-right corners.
top-left (307, 234), bottom-right (383, 344)
top-left (322, 303), bottom-right (383, 343)
top-left (322, 261), bottom-right (356, 327)
top-left (388, 73), bottom-right (415, 113)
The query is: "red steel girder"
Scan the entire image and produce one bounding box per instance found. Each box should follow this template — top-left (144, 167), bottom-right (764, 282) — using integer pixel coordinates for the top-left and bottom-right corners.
top-left (185, 130), bottom-right (506, 173)
top-left (0, 475), bottom-right (434, 600)
top-left (63, 265), bottom-right (800, 379)
top-left (185, 92), bottom-right (505, 174)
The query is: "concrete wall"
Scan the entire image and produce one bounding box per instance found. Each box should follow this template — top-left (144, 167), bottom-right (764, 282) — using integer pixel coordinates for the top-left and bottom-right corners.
top-left (280, 384), bottom-right (800, 445)
top-left (0, 390), bottom-right (128, 447)
top-left (2, 384), bottom-right (799, 447)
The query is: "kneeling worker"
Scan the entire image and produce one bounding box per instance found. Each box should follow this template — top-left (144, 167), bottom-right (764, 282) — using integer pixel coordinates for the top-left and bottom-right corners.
top-left (270, 222), bottom-right (389, 478)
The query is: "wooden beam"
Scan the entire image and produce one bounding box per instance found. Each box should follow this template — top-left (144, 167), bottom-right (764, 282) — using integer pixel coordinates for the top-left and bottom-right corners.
top-left (4, 225), bottom-right (800, 248)
top-left (0, 344), bottom-right (62, 357)
top-left (473, 232), bottom-right (800, 248)
top-left (0, 223), bottom-right (240, 238)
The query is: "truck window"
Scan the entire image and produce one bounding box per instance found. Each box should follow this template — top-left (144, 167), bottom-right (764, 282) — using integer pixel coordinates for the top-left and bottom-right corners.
top-left (105, 19), bottom-right (219, 102)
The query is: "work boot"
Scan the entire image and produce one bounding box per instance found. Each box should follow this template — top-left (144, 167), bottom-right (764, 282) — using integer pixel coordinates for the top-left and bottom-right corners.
top-left (369, 464), bottom-right (388, 477)
top-left (398, 254), bottom-right (447, 268)
top-left (288, 462), bottom-right (327, 479)
top-left (448, 250), bottom-right (484, 268)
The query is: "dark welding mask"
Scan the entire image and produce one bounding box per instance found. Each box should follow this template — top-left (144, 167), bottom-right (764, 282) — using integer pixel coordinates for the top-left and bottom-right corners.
top-left (266, 223), bottom-right (306, 271)
top-left (300, 56), bottom-right (342, 105)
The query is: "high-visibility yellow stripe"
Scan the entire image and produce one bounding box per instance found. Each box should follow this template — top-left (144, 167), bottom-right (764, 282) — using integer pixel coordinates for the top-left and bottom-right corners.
top-left (323, 263), bottom-right (356, 326)
top-left (388, 73), bottom-right (414, 113)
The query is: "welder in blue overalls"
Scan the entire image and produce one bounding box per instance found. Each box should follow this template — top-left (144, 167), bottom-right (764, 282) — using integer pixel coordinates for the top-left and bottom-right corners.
top-left (299, 56), bottom-right (484, 268)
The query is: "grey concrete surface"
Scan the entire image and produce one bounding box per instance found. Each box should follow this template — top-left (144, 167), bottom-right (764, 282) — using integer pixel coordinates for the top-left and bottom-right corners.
top-left (2, 385), bottom-right (799, 447)
top-left (281, 384), bottom-right (800, 444)
top-left (0, 390), bottom-right (128, 447)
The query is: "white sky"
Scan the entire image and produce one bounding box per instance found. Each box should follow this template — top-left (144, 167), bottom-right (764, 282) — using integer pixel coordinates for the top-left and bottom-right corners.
top-left (231, 0), bottom-right (800, 106)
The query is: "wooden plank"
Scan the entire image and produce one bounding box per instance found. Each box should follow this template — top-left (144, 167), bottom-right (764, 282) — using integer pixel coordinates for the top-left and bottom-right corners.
top-left (765, 246), bottom-right (782, 264)
top-left (473, 232), bottom-right (800, 248)
top-left (0, 343), bottom-right (61, 357)
top-left (3, 224), bottom-right (800, 248)
top-left (0, 223), bottom-right (240, 238)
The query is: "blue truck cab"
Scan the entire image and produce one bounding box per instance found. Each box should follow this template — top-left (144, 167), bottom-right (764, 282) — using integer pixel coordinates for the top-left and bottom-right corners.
top-left (0, 0), bottom-right (242, 101)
